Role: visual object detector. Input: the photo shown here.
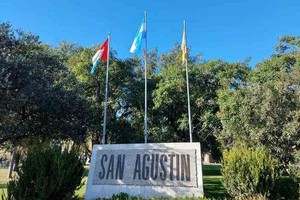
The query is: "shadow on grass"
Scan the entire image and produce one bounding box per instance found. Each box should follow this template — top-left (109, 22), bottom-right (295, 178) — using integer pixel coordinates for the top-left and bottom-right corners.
top-left (203, 164), bottom-right (222, 176)
top-left (203, 177), bottom-right (230, 199)
top-left (0, 183), bottom-right (7, 198)
top-left (0, 183), bottom-right (7, 190)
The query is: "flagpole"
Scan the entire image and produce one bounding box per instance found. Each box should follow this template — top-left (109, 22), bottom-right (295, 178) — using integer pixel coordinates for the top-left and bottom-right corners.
top-left (183, 20), bottom-right (193, 142)
top-left (102, 33), bottom-right (110, 145)
top-left (185, 57), bottom-right (192, 142)
top-left (144, 11), bottom-right (148, 144)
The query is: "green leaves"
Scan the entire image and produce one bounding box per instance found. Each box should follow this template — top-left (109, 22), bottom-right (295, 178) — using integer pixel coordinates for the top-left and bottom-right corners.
top-left (7, 145), bottom-right (84, 200)
top-left (276, 36), bottom-right (300, 54)
top-left (0, 23), bottom-right (89, 145)
top-left (222, 145), bottom-right (279, 198)
top-left (218, 42), bottom-right (300, 165)
top-left (1, 22), bottom-right (299, 173)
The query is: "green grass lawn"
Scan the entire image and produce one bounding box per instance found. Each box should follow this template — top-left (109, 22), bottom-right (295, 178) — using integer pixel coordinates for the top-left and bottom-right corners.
top-left (202, 164), bottom-right (228, 199)
top-left (203, 176), bottom-right (228, 199)
top-left (0, 164), bottom-right (228, 199)
top-left (202, 164), bottom-right (222, 176)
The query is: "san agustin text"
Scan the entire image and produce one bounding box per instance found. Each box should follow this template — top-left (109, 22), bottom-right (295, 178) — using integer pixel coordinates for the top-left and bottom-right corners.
top-left (98, 153), bottom-right (192, 181)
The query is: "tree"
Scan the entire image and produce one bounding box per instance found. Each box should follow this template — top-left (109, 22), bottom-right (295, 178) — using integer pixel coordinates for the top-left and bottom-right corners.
top-left (66, 46), bottom-right (151, 145)
top-left (219, 37), bottom-right (300, 166)
top-left (152, 45), bottom-right (249, 158)
top-left (0, 23), bottom-right (89, 145)
top-left (276, 36), bottom-right (300, 54)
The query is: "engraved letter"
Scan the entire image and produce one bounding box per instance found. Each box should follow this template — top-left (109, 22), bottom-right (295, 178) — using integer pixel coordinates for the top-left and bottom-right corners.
top-left (116, 154), bottom-right (125, 180)
top-left (99, 154), bottom-right (107, 179)
top-left (106, 154), bottom-right (114, 179)
top-left (142, 154), bottom-right (150, 180)
top-left (150, 154), bottom-right (159, 180)
top-left (176, 154), bottom-right (180, 180)
top-left (133, 154), bottom-right (141, 180)
top-left (168, 154), bottom-right (175, 180)
top-left (159, 154), bottom-right (167, 181)
top-left (181, 154), bottom-right (191, 181)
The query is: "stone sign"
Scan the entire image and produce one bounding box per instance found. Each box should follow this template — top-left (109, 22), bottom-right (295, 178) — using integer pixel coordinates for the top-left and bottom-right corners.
top-left (85, 143), bottom-right (203, 199)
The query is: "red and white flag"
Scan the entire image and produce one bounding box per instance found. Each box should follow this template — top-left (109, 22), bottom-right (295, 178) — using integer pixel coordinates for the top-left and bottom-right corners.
top-left (91, 38), bottom-right (109, 74)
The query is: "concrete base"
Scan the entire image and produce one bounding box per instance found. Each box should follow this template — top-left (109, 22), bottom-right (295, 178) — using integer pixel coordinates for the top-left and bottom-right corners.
top-left (85, 143), bottom-right (204, 199)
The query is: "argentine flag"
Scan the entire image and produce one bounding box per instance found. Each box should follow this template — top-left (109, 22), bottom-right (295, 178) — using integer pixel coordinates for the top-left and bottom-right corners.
top-left (130, 16), bottom-right (146, 54)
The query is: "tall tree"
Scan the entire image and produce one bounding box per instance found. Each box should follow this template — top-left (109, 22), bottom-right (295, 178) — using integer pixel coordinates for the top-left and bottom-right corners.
top-left (0, 23), bottom-right (89, 145)
top-left (219, 37), bottom-right (300, 166)
top-left (152, 45), bottom-right (248, 158)
top-left (66, 47), bottom-right (151, 144)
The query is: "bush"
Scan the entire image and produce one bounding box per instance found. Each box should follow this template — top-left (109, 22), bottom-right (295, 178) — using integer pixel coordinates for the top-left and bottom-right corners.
top-left (6, 145), bottom-right (84, 200)
top-left (221, 144), bottom-right (279, 199)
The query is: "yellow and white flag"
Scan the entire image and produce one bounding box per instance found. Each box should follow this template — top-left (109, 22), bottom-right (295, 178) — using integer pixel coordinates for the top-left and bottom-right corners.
top-left (181, 20), bottom-right (187, 63)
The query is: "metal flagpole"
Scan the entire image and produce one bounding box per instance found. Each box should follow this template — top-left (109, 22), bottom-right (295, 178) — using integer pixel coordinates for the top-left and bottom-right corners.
top-left (102, 33), bottom-right (110, 145)
top-left (183, 20), bottom-right (193, 142)
top-left (144, 11), bottom-right (148, 144)
top-left (185, 57), bottom-right (193, 142)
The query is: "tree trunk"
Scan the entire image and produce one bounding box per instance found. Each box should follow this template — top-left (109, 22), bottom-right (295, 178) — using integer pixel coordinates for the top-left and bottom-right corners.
top-left (13, 150), bottom-right (21, 172)
top-left (7, 149), bottom-right (16, 179)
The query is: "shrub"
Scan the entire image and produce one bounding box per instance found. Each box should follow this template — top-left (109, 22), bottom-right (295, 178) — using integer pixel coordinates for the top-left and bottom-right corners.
top-left (235, 194), bottom-right (267, 200)
top-left (221, 144), bottom-right (279, 199)
top-left (6, 145), bottom-right (84, 200)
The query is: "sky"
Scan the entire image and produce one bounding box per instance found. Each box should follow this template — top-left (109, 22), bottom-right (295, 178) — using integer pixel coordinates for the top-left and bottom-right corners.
top-left (0, 0), bottom-right (299, 67)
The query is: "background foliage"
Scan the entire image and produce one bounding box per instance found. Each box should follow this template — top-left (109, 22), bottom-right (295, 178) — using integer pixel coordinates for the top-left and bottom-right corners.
top-left (0, 23), bottom-right (299, 187)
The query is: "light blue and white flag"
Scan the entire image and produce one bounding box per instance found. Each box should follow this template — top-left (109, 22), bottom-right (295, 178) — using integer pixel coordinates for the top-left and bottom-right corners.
top-left (130, 16), bottom-right (146, 54)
